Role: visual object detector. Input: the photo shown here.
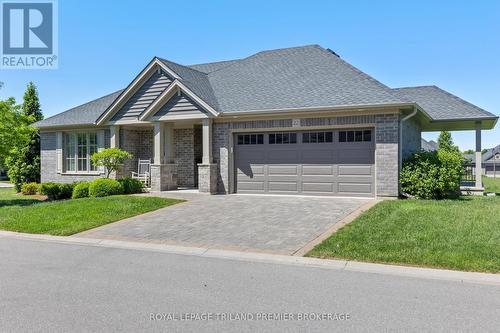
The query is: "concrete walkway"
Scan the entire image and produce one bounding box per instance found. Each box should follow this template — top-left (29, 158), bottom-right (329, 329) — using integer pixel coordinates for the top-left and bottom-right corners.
top-left (76, 191), bottom-right (372, 255)
top-left (0, 182), bottom-right (13, 188)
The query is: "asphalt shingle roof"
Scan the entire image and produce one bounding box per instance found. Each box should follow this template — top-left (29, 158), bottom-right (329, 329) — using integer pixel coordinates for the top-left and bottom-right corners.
top-left (35, 44), bottom-right (497, 128)
top-left (35, 90), bottom-right (123, 128)
top-left (392, 85), bottom-right (496, 120)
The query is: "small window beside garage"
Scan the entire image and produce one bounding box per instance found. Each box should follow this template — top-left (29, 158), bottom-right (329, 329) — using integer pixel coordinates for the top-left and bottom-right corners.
top-left (237, 134), bottom-right (264, 145)
top-left (302, 131), bottom-right (333, 143)
top-left (269, 132), bottom-right (297, 144)
top-left (339, 130), bottom-right (372, 142)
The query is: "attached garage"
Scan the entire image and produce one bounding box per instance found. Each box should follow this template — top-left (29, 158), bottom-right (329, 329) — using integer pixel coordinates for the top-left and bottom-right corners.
top-left (234, 129), bottom-right (375, 197)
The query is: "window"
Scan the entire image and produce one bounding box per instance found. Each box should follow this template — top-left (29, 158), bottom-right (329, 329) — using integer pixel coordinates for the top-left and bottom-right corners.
top-left (302, 131), bottom-right (333, 143)
top-left (339, 130), bottom-right (372, 142)
top-left (237, 134), bottom-right (264, 145)
top-left (64, 132), bottom-right (98, 172)
top-left (269, 132), bottom-right (297, 144)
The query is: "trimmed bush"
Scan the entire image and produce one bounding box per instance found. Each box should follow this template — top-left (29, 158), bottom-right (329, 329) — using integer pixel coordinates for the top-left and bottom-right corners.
top-left (118, 177), bottom-right (144, 194)
top-left (39, 182), bottom-right (77, 200)
top-left (72, 182), bottom-right (90, 199)
top-left (88, 178), bottom-right (124, 197)
top-left (21, 182), bottom-right (39, 195)
top-left (40, 182), bottom-right (61, 200)
top-left (400, 149), bottom-right (463, 199)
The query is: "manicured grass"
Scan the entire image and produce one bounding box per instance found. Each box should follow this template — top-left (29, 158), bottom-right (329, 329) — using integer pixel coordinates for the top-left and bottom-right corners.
top-left (483, 176), bottom-right (500, 193)
top-left (307, 197), bottom-right (500, 273)
top-left (0, 188), bottom-right (182, 236)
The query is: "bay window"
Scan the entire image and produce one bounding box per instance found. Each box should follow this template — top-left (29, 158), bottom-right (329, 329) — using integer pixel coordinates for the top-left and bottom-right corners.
top-left (64, 132), bottom-right (98, 172)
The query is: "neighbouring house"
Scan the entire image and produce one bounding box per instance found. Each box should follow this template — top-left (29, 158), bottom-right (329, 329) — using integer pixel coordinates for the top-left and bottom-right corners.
top-left (464, 144), bottom-right (500, 177)
top-left (421, 138), bottom-right (439, 151)
top-left (35, 45), bottom-right (497, 197)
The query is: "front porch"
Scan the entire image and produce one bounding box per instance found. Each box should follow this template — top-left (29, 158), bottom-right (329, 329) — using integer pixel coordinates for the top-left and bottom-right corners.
top-left (110, 118), bottom-right (217, 193)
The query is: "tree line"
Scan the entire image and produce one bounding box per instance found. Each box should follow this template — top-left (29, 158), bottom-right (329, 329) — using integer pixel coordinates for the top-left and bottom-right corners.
top-left (0, 82), bottom-right (44, 191)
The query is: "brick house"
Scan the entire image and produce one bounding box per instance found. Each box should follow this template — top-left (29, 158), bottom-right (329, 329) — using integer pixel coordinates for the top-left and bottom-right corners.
top-left (35, 45), bottom-right (497, 197)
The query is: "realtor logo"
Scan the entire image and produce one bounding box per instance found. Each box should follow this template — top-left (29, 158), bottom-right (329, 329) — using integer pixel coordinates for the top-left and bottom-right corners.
top-left (1, 0), bottom-right (58, 69)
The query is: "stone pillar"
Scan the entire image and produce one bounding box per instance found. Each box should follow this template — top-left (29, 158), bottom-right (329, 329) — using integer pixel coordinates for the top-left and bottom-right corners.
top-left (475, 121), bottom-right (482, 188)
top-left (198, 163), bottom-right (217, 194)
top-left (151, 122), bottom-right (177, 191)
top-left (198, 118), bottom-right (217, 193)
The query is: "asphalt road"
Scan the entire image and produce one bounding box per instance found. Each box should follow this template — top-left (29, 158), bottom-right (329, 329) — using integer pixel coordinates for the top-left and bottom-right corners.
top-left (0, 238), bottom-right (499, 333)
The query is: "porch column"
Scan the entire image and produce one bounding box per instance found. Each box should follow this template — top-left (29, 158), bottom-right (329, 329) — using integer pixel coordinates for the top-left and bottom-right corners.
top-left (150, 122), bottom-right (177, 191)
top-left (164, 122), bottom-right (175, 163)
top-left (153, 122), bottom-right (164, 165)
top-left (198, 118), bottom-right (217, 194)
top-left (110, 125), bottom-right (120, 148)
top-left (202, 118), bottom-right (213, 164)
top-left (475, 121), bottom-right (482, 188)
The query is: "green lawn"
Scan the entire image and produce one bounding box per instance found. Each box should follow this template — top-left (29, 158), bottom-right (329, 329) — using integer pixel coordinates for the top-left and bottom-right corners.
top-left (483, 176), bottom-right (500, 193)
top-left (0, 188), bottom-right (182, 236)
top-left (307, 197), bottom-right (500, 273)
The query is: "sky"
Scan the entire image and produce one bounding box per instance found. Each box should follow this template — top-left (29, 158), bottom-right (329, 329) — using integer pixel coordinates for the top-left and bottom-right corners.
top-left (1, 0), bottom-right (499, 150)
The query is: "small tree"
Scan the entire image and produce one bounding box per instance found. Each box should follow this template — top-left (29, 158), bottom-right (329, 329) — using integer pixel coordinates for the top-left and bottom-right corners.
top-left (90, 148), bottom-right (132, 178)
top-left (437, 131), bottom-right (459, 153)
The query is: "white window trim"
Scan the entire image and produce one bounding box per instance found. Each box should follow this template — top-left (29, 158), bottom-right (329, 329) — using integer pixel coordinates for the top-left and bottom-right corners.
top-left (63, 131), bottom-right (99, 174)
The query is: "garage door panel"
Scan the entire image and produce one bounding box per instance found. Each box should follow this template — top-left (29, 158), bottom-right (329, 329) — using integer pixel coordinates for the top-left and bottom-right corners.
top-left (338, 165), bottom-right (373, 176)
top-left (237, 181), bottom-right (265, 192)
top-left (267, 150), bottom-right (299, 163)
top-left (268, 182), bottom-right (298, 192)
top-left (268, 165), bottom-right (298, 175)
top-left (338, 182), bottom-right (372, 194)
top-left (301, 175), bottom-right (335, 183)
top-left (302, 182), bottom-right (335, 193)
top-left (300, 149), bottom-right (335, 163)
top-left (337, 149), bottom-right (374, 164)
top-left (302, 165), bottom-right (334, 175)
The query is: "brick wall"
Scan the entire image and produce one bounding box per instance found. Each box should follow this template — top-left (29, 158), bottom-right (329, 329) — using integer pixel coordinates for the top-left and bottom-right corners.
top-left (401, 116), bottom-right (421, 161)
top-left (374, 114), bottom-right (399, 196)
top-left (119, 128), bottom-right (154, 177)
top-left (174, 128), bottom-right (195, 187)
top-left (40, 130), bottom-right (110, 183)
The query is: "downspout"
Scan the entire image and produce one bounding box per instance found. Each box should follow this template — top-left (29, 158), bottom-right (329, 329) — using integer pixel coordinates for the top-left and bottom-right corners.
top-left (399, 106), bottom-right (418, 192)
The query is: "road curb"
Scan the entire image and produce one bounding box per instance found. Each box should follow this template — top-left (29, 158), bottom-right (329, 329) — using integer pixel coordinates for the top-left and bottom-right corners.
top-left (0, 230), bottom-right (499, 286)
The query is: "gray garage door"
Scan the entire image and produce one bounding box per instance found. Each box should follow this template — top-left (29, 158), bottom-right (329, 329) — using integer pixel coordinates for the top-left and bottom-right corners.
top-left (234, 129), bottom-right (375, 197)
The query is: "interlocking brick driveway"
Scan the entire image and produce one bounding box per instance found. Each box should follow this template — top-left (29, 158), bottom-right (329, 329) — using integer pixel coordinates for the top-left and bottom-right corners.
top-left (76, 192), bottom-right (372, 255)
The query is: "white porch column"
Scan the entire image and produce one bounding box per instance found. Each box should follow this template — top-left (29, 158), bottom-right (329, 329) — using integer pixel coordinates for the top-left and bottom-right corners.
top-left (164, 122), bottom-right (175, 163)
top-left (110, 125), bottom-right (120, 148)
top-left (198, 118), bottom-right (217, 194)
top-left (202, 118), bottom-right (213, 164)
top-left (153, 122), bottom-right (165, 165)
top-left (475, 121), bottom-right (482, 188)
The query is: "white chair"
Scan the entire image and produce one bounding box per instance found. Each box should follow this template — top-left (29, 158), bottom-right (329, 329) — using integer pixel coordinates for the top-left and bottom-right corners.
top-left (131, 159), bottom-right (151, 187)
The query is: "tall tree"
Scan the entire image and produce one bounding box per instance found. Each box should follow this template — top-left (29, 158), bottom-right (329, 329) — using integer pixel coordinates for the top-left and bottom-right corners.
top-left (0, 98), bottom-right (30, 166)
top-left (437, 131), bottom-right (459, 152)
top-left (7, 82), bottom-right (44, 191)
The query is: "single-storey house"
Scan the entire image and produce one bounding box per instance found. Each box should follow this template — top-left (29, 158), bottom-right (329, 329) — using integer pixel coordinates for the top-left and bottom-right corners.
top-left (464, 144), bottom-right (500, 177)
top-left (35, 45), bottom-right (497, 197)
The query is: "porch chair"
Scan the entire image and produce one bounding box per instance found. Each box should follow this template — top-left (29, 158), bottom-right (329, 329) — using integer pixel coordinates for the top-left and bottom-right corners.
top-left (131, 159), bottom-right (151, 187)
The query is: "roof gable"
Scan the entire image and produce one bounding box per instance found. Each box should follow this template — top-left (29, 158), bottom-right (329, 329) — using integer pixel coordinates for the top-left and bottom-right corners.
top-left (110, 68), bottom-right (173, 122)
top-left (150, 91), bottom-right (210, 120)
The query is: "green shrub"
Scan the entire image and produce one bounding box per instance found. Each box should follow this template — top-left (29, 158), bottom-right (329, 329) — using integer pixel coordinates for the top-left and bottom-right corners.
top-left (72, 182), bottom-right (90, 199)
top-left (88, 178), bottom-right (124, 197)
top-left (39, 182), bottom-right (77, 200)
top-left (118, 177), bottom-right (144, 194)
top-left (39, 182), bottom-right (61, 200)
top-left (401, 150), bottom-right (463, 199)
top-left (21, 182), bottom-right (39, 195)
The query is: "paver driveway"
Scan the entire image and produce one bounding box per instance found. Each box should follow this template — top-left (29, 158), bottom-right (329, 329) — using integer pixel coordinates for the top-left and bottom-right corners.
top-left (76, 192), bottom-right (372, 255)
